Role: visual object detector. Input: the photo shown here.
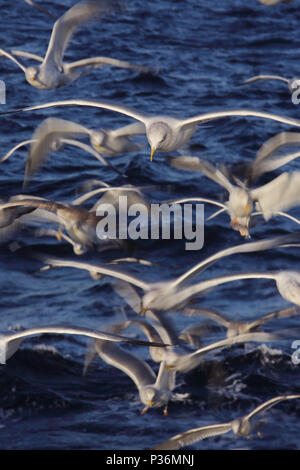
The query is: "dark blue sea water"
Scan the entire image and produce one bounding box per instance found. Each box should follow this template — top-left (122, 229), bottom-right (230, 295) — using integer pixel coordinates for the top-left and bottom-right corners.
top-left (0, 0), bottom-right (300, 451)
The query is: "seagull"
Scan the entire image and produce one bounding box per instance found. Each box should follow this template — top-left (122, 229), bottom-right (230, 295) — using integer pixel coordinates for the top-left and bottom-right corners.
top-left (84, 321), bottom-right (188, 415)
top-left (0, 1), bottom-right (152, 90)
top-left (3, 99), bottom-right (300, 160)
top-left (0, 119), bottom-right (145, 182)
top-left (183, 305), bottom-right (300, 339)
top-left (0, 117), bottom-right (145, 164)
top-left (108, 286), bottom-right (283, 373)
top-left (111, 281), bottom-right (287, 373)
top-left (0, 195), bottom-right (129, 254)
top-left (0, 323), bottom-right (168, 365)
top-left (151, 394), bottom-right (300, 449)
top-left (168, 156), bottom-right (300, 237)
top-left (34, 233), bottom-right (300, 311)
top-left (141, 269), bottom-right (300, 313)
top-left (0, 117), bottom-right (146, 183)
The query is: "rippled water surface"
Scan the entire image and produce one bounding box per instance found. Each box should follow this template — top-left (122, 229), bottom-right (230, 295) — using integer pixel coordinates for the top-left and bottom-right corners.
top-left (0, 0), bottom-right (300, 450)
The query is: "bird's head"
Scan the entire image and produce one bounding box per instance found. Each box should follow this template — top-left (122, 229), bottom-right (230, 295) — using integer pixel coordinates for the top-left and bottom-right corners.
top-left (147, 122), bottom-right (170, 160)
top-left (227, 187), bottom-right (253, 218)
top-left (90, 130), bottom-right (107, 153)
top-left (25, 66), bottom-right (39, 85)
top-left (142, 386), bottom-right (167, 408)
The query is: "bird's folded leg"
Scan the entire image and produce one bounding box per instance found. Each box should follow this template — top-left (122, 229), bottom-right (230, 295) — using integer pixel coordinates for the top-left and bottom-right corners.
top-left (140, 406), bottom-right (149, 415)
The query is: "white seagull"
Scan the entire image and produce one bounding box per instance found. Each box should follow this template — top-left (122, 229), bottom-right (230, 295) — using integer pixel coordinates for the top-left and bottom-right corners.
top-left (151, 394), bottom-right (300, 450)
top-left (85, 322), bottom-right (188, 415)
top-left (34, 233), bottom-right (300, 311)
top-left (168, 156), bottom-right (300, 237)
top-left (242, 75), bottom-right (300, 94)
top-left (0, 195), bottom-right (130, 254)
top-left (182, 305), bottom-right (300, 339)
top-left (0, 1), bottom-right (151, 90)
top-left (0, 117), bottom-right (146, 183)
top-left (3, 99), bottom-right (300, 159)
top-left (111, 281), bottom-right (284, 373)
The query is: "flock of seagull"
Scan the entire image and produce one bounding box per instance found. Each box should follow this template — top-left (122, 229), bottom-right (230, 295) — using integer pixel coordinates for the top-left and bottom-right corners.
top-left (1, 0), bottom-right (300, 450)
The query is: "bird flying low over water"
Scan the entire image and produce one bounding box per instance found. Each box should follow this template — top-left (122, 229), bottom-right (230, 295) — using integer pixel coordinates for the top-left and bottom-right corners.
top-left (168, 156), bottom-right (300, 237)
top-left (151, 394), bottom-right (300, 449)
top-left (3, 100), bottom-right (300, 160)
top-left (0, 1), bottom-right (152, 90)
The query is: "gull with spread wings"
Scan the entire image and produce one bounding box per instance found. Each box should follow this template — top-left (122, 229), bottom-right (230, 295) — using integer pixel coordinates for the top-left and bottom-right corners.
top-left (168, 156), bottom-right (300, 237)
top-left (34, 233), bottom-right (300, 312)
top-left (3, 99), bottom-right (300, 160)
top-left (0, 117), bottom-right (145, 183)
top-left (151, 394), bottom-right (300, 450)
top-left (84, 321), bottom-right (188, 415)
top-left (0, 1), bottom-right (151, 90)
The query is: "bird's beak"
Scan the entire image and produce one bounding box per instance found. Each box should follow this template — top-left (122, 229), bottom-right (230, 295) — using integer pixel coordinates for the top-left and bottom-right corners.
top-left (166, 364), bottom-right (175, 370)
top-left (244, 203), bottom-right (250, 214)
top-left (150, 147), bottom-right (156, 161)
top-left (149, 400), bottom-right (153, 407)
top-left (31, 77), bottom-right (35, 81)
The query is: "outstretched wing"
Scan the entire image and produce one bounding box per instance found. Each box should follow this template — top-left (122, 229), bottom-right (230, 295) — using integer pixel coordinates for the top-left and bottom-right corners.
top-left (151, 422), bottom-right (233, 450)
top-left (43, 0), bottom-right (117, 69)
top-left (251, 172), bottom-right (300, 220)
top-left (65, 56), bottom-right (152, 75)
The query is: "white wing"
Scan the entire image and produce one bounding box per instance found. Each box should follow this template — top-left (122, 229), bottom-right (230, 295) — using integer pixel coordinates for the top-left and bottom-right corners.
top-left (65, 56), bottom-right (152, 75)
top-left (153, 271), bottom-right (278, 312)
top-left (168, 157), bottom-right (233, 192)
top-left (173, 233), bottom-right (299, 289)
top-left (109, 122), bottom-right (146, 138)
top-left (251, 172), bottom-right (300, 220)
top-left (249, 131), bottom-right (300, 180)
top-left (0, 48), bottom-right (27, 72)
top-left (171, 331), bottom-right (279, 373)
top-left (179, 109), bottom-right (300, 131)
top-left (38, 256), bottom-right (150, 291)
top-left (24, 117), bottom-right (90, 183)
top-left (2, 99), bottom-right (149, 123)
top-left (9, 49), bottom-right (44, 62)
top-left (246, 394), bottom-right (300, 421)
top-left (94, 335), bottom-right (156, 390)
top-left (243, 75), bottom-right (289, 85)
top-left (256, 132), bottom-right (300, 162)
top-left (0, 139), bottom-right (36, 163)
top-left (43, 0), bottom-right (115, 69)
top-left (151, 422), bottom-right (233, 450)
